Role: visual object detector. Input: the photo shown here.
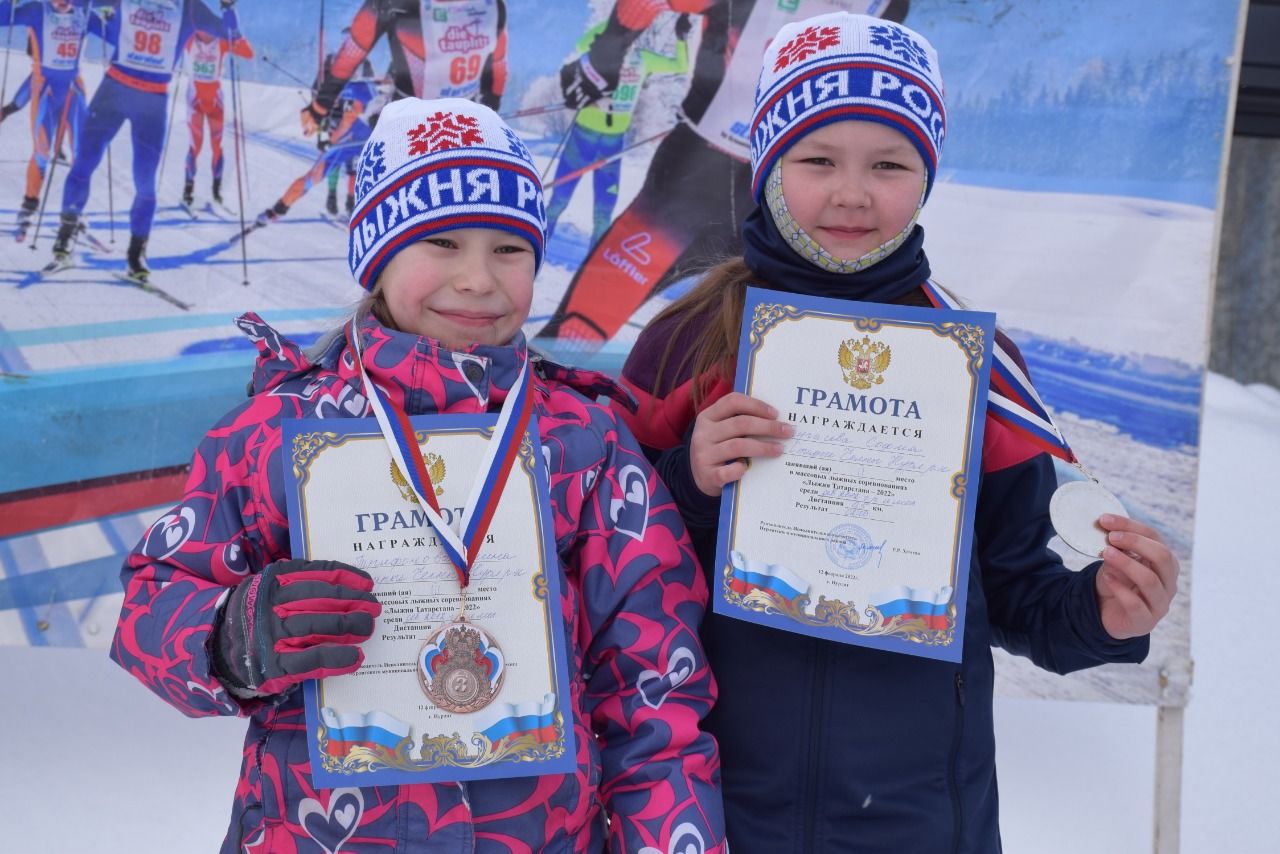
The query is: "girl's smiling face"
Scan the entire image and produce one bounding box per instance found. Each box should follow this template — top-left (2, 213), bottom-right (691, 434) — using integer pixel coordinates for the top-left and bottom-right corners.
top-left (374, 228), bottom-right (535, 349)
top-left (778, 120), bottom-right (927, 260)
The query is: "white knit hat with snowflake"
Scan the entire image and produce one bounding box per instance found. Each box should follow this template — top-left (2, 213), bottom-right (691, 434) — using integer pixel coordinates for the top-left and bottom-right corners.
top-left (750, 12), bottom-right (946, 203)
top-left (348, 98), bottom-right (546, 291)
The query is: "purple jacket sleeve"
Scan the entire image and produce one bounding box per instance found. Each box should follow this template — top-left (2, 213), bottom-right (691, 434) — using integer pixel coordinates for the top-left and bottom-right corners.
top-left (568, 408), bottom-right (725, 853)
top-left (109, 400), bottom-right (286, 718)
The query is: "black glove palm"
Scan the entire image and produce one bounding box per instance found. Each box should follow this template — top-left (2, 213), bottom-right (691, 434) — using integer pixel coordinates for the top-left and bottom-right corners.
top-left (211, 559), bottom-right (381, 697)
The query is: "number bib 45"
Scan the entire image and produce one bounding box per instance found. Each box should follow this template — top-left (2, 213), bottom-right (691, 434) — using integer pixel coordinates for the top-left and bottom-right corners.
top-left (43, 9), bottom-right (86, 73)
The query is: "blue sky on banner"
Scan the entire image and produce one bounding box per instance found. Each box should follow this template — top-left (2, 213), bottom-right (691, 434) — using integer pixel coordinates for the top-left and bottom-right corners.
top-left (904, 0), bottom-right (1240, 206)
top-left (236, 0), bottom-right (591, 93)
top-left (236, 0), bottom-right (1237, 205)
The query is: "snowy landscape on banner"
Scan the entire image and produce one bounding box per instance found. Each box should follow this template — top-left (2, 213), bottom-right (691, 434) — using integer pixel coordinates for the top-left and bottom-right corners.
top-left (0, 1), bottom-right (1242, 708)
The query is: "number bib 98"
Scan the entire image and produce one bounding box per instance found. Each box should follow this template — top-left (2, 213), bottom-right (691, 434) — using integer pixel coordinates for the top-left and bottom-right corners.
top-left (119, 0), bottom-right (181, 75)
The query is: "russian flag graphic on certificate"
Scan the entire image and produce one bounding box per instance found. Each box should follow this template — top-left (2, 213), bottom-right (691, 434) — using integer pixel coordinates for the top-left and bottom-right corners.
top-left (870, 586), bottom-right (955, 631)
top-left (321, 708), bottom-right (412, 758)
top-left (475, 694), bottom-right (560, 747)
top-left (729, 551), bottom-right (810, 605)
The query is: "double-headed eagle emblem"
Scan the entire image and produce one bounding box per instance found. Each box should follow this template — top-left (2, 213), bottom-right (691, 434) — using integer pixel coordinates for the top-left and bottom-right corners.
top-left (389, 446), bottom-right (446, 504)
top-left (838, 336), bottom-right (892, 390)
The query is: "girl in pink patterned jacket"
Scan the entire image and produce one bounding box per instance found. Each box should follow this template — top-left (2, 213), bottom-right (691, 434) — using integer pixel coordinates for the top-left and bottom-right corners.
top-left (110, 98), bottom-right (724, 854)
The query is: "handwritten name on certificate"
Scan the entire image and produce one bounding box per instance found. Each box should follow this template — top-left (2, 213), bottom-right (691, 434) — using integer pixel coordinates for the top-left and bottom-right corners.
top-left (283, 415), bottom-right (575, 786)
top-left (713, 287), bottom-right (995, 662)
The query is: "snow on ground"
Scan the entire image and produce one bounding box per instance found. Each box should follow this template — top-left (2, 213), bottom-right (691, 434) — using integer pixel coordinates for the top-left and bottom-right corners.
top-left (2, 370), bottom-right (1275, 853)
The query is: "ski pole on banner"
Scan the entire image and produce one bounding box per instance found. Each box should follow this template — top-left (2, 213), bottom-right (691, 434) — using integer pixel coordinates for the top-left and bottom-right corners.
top-left (0, 2), bottom-right (15, 117)
top-left (546, 127), bottom-right (670, 189)
top-left (28, 85), bottom-right (77, 249)
top-left (499, 100), bottom-right (569, 121)
top-left (317, 0), bottom-right (326, 88)
top-left (539, 106), bottom-right (582, 184)
top-left (231, 49), bottom-right (250, 191)
top-left (156, 54), bottom-right (183, 193)
top-left (259, 53), bottom-right (312, 89)
top-left (228, 51), bottom-right (249, 285)
top-left (101, 32), bottom-right (115, 243)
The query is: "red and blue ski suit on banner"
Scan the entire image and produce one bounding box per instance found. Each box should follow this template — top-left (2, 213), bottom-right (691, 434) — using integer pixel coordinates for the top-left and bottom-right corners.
top-left (0, 0), bottom-right (90, 201)
top-left (182, 25), bottom-right (253, 187)
top-left (58, 0), bottom-right (240, 239)
top-left (110, 312), bottom-right (725, 853)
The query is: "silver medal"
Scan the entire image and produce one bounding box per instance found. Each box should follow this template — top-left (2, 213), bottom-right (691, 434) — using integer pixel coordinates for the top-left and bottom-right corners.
top-left (1049, 479), bottom-right (1126, 557)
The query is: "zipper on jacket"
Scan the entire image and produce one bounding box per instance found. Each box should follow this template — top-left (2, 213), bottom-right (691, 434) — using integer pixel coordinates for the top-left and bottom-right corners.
top-left (949, 673), bottom-right (966, 854)
top-left (801, 641), bottom-right (828, 853)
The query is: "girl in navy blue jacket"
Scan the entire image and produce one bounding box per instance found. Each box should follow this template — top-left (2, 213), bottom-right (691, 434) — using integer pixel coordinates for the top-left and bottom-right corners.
top-left (614, 13), bottom-right (1179, 853)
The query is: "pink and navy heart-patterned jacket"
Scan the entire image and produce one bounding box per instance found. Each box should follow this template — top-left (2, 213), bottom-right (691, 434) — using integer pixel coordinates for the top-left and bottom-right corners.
top-left (110, 312), bottom-right (725, 854)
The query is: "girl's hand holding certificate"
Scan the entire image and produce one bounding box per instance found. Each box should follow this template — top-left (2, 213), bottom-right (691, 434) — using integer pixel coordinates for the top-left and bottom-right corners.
top-left (689, 392), bottom-right (794, 497)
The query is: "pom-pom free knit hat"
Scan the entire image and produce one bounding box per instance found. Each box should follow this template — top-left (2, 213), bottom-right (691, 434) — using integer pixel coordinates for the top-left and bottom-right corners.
top-left (348, 98), bottom-right (546, 291)
top-left (750, 12), bottom-right (946, 204)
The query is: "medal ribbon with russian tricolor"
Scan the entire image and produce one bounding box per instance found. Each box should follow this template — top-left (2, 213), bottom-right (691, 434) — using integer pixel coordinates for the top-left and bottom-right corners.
top-left (350, 319), bottom-right (535, 588)
top-left (920, 280), bottom-right (1078, 464)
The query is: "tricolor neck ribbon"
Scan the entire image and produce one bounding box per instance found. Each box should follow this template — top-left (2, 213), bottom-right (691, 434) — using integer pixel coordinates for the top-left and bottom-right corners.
top-left (350, 320), bottom-right (535, 588)
top-left (920, 280), bottom-right (1077, 465)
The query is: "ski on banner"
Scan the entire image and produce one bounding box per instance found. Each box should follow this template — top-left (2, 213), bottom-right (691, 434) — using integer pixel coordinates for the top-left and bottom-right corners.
top-left (38, 255), bottom-right (74, 277)
top-left (112, 272), bottom-right (192, 310)
top-left (76, 222), bottom-right (112, 254)
top-left (228, 220), bottom-right (266, 244)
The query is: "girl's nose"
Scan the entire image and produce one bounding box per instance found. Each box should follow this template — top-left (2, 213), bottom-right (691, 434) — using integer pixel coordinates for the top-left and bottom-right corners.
top-left (831, 172), bottom-right (871, 208)
top-left (452, 258), bottom-right (498, 294)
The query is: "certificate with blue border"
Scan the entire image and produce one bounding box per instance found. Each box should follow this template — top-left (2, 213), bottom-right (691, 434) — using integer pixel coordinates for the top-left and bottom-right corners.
top-left (283, 414), bottom-right (576, 786)
top-left (713, 287), bottom-right (995, 662)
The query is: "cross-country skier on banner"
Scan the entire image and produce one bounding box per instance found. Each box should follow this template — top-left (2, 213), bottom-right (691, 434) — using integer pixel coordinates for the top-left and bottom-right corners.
top-left (179, 18), bottom-right (253, 213)
top-left (44, 0), bottom-right (245, 285)
top-left (1, 72), bottom-right (33, 122)
top-left (0, 0), bottom-right (90, 242)
top-left (314, 41), bottom-right (358, 220)
top-left (544, 12), bottom-right (690, 251)
top-left (300, 0), bottom-right (509, 139)
top-left (0, 35), bottom-right (39, 123)
top-left (536, 0), bottom-right (908, 350)
top-left (244, 60), bottom-right (381, 236)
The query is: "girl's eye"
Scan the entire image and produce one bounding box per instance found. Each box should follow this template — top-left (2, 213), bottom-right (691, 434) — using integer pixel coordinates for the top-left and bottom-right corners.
top-left (874, 161), bottom-right (907, 170)
top-left (802, 156), bottom-right (834, 167)
top-left (494, 244), bottom-right (528, 255)
top-left (425, 237), bottom-right (456, 249)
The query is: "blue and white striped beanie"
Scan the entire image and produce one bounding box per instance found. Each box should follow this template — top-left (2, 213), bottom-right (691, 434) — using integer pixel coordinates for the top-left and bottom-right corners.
top-left (750, 13), bottom-right (946, 204)
top-left (348, 98), bottom-right (545, 291)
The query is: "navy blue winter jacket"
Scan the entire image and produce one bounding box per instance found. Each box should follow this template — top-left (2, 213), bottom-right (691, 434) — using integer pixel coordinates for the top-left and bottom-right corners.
top-left (616, 296), bottom-right (1149, 854)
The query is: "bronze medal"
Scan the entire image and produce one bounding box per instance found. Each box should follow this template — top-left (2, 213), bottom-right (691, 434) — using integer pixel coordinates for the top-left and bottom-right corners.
top-left (418, 617), bottom-right (506, 714)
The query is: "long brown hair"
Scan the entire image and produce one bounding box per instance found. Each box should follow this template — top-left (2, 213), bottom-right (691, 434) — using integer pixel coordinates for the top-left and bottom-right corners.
top-left (650, 256), bottom-right (755, 406)
top-left (302, 288), bottom-right (397, 364)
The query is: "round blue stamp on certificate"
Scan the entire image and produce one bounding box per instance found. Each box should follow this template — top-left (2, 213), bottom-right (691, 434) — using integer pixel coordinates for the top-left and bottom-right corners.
top-left (826, 523), bottom-right (876, 571)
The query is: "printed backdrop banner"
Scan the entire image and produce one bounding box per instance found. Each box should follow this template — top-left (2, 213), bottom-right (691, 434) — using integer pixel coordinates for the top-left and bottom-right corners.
top-left (0, 0), bottom-right (1242, 707)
